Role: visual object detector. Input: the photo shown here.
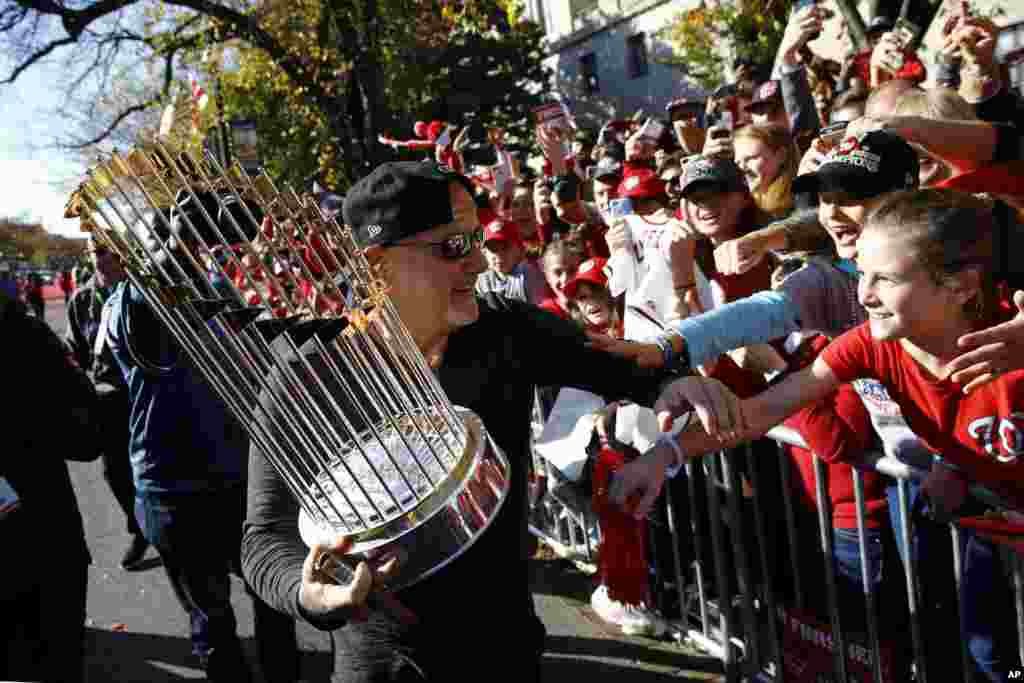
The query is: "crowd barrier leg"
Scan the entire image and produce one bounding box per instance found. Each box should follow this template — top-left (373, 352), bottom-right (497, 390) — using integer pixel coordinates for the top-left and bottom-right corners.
top-left (685, 461), bottom-right (711, 640)
top-left (744, 444), bottom-right (784, 680)
top-left (896, 478), bottom-right (928, 683)
top-left (663, 483), bottom-right (689, 636)
top-left (705, 455), bottom-right (739, 682)
top-left (852, 469), bottom-right (884, 683)
top-left (950, 524), bottom-right (974, 683)
top-left (777, 444), bottom-right (805, 611)
top-left (812, 455), bottom-right (848, 682)
top-left (720, 451), bottom-right (761, 674)
top-left (1013, 549), bottom-right (1024, 671)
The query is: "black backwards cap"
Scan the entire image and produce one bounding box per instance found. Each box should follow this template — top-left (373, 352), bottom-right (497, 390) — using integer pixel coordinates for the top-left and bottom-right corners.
top-left (342, 161), bottom-right (475, 248)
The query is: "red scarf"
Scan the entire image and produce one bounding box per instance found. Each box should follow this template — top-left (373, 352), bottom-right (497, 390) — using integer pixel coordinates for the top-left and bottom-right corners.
top-left (592, 446), bottom-right (649, 606)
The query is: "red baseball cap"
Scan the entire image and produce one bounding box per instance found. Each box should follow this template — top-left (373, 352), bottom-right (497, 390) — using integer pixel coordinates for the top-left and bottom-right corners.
top-left (564, 257), bottom-right (609, 299)
top-left (617, 166), bottom-right (666, 199)
top-left (483, 219), bottom-right (523, 246)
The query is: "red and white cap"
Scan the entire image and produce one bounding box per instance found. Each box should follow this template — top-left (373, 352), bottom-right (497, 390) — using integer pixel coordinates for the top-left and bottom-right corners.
top-left (617, 166), bottom-right (666, 200)
top-left (564, 257), bottom-right (609, 299)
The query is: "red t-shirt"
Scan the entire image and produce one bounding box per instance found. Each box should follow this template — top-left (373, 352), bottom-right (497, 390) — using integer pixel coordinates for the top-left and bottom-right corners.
top-left (538, 297), bottom-right (571, 320)
top-left (823, 322), bottom-right (1024, 510)
top-left (783, 336), bottom-right (887, 529)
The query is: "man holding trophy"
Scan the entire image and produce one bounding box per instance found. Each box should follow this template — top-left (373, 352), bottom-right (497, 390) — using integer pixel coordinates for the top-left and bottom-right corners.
top-left (239, 160), bottom-right (684, 681)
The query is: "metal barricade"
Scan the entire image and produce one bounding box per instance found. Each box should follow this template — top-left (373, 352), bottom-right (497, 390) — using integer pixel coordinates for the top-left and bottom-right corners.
top-left (665, 425), bottom-right (1024, 683)
top-left (524, 402), bottom-right (1024, 683)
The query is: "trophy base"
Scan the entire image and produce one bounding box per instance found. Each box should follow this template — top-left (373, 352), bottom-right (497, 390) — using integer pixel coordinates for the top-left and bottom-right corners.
top-left (298, 407), bottom-right (510, 591)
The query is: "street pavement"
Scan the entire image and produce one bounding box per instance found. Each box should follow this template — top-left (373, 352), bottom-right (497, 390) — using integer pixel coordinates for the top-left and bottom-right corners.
top-left (44, 298), bottom-right (725, 682)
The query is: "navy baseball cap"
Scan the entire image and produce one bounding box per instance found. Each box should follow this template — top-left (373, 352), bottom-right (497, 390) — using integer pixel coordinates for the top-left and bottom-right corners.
top-left (342, 161), bottom-right (476, 248)
top-left (792, 130), bottom-right (919, 202)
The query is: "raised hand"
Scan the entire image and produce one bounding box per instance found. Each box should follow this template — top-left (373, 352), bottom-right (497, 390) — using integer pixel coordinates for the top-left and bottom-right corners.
top-left (947, 290), bottom-right (1024, 393)
top-left (714, 232), bottom-right (770, 276)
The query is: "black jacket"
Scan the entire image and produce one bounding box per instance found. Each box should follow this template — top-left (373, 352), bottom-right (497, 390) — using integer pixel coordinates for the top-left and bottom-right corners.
top-left (0, 292), bottom-right (100, 595)
top-left (241, 294), bottom-right (676, 680)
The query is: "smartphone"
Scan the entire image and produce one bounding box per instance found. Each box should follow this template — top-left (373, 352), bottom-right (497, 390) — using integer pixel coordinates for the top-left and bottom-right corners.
top-left (793, 0), bottom-right (816, 14)
top-left (894, 17), bottom-right (921, 49)
top-left (434, 125), bottom-right (455, 148)
top-left (639, 118), bottom-right (665, 142)
top-left (819, 121), bottom-right (849, 147)
top-left (608, 198), bottom-right (634, 218)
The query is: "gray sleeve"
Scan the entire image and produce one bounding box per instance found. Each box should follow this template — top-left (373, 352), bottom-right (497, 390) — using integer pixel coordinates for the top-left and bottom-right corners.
top-left (776, 261), bottom-right (863, 339)
top-left (241, 443), bottom-right (310, 623)
top-left (780, 65), bottom-right (821, 140)
top-left (669, 261), bottom-right (860, 368)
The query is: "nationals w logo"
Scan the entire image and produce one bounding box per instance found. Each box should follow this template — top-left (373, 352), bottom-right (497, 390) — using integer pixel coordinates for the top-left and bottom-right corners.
top-left (968, 413), bottom-right (1024, 464)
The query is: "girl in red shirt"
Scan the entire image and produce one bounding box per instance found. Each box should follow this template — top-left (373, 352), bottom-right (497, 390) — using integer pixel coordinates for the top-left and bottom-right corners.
top-left (650, 189), bottom-right (1021, 681)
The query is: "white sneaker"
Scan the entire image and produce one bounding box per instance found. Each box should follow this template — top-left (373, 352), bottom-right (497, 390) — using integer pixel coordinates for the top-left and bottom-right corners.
top-left (590, 585), bottom-right (667, 638)
top-left (619, 604), bottom-right (668, 638)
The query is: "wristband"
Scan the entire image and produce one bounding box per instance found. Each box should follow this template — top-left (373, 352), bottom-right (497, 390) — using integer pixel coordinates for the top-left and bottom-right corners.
top-left (653, 334), bottom-right (674, 368)
top-left (658, 434), bottom-right (686, 479)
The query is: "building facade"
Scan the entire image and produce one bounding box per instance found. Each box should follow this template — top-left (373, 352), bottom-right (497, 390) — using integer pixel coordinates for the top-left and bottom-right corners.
top-left (525, 0), bottom-right (1023, 134)
top-left (523, 0), bottom-right (705, 131)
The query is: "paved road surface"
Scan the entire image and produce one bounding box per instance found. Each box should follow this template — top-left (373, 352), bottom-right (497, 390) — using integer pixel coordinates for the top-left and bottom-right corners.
top-left (44, 298), bottom-right (724, 682)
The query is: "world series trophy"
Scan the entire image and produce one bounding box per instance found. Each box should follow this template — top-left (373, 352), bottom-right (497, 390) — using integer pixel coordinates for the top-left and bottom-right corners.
top-left (71, 142), bottom-right (510, 591)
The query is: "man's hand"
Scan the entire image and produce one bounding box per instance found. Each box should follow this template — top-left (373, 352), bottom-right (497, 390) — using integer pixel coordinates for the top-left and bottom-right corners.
top-left (609, 441), bottom-right (675, 520)
top-left (625, 128), bottom-right (657, 162)
top-left (663, 216), bottom-right (699, 263)
top-left (587, 332), bottom-right (664, 368)
top-left (798, 137), bottom-right (831, 176)
top-left (870, 32), bottom-right (905, 81)
top-left (604, 217), bottom-right (631, 255)
top-left (947, 16), bottom-right (1000, 70)
top-left (947, 290), bottom-right (1024, 393)
top-left (702, 132), bottom-right (734, 160)
top-left (298, 535), bottom-right (414, 625)
top-left (779, 4), bottom-right (824, 67)
top-left (655, 375), bottom-right (745, 439)
top-left (714, 232), bottom-right (770, 276)
top-left (536, 125), bottom-right (568, 176)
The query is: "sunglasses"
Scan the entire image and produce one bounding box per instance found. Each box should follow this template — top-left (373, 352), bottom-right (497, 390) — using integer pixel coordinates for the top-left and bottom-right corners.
top-left (661, 175), bottom-right (682, 191)
top-left (392, 227), bottom-right (484, 261)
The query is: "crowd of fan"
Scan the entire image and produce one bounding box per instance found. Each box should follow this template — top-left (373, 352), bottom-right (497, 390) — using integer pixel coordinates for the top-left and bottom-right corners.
top-left (455, 5), bottom-right (1024, 682)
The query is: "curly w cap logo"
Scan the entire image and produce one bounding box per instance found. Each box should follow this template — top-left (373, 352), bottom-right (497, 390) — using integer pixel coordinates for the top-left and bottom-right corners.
top-left (366, 224), bottom-right (383, 238)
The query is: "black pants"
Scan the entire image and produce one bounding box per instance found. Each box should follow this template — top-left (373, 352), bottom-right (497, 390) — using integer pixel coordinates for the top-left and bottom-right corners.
top-left (98, 392), bottom-right (140, 536)
top-left (137, 486), bottom-right (300, 682)
top-left (0, 562), bottom-right (88, 683)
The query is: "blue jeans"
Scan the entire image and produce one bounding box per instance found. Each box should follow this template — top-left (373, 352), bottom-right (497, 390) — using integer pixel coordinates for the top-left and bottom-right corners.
top-left (887, 480), bottom-right (1019, 682)
top-left (135, 486), bottom-right (298, 681)
top-left (833, 526), bottom-right (883, 587)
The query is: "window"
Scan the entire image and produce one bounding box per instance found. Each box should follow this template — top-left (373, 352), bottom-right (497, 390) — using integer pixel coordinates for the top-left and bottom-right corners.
top-left (580, 53), bottom-right (599, 94)
top-left (626, 33), bottom-right (649, 79)
top-left (997, 22), bottom-right (1024, 94)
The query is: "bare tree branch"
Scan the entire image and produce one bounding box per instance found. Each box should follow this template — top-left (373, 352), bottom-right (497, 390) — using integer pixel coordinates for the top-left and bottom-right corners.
top-left (64, 98), bottom-right (158, 149)
top-left (1, 32), bottom-right (75, 82)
